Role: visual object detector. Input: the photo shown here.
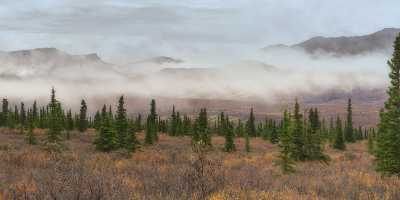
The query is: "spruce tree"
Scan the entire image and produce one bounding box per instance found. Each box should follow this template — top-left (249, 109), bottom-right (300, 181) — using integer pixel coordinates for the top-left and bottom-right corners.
top-left (46, 88), bottom-right (64, 143)
top-left (125, 121), bottom-right (138, 152)
top-left (193, 108), bottom-right (211, 146)
top-left (115, 96), bottom-right (128, 148)
top-left (290, 99), bottom-right (306, 161)
top-left (376, 33), bottom-right (400, 176)
top-left (94, 113), bottom-right (117, 152)
top-left (224, 115), bottom-right (236, 152)
top-left (276, 110), bottom-right (295, 173)
top-left (344, 98), bottom-right (355, 143)
top-left (20, 102), bottom-right (26, 128)
top-left (270, 121), bottom-right (279, 144)
top-left (93, 111), bottom-right (101, 130)
top-left (235, 119), bottom-right (245, 137)
top-left (305, 108), bottom-right (329, 162)
top-left (182, 115), bottom-right (192, 135)
top-left (32, 101), bottom-right (38, 126)
top-left (78, 99), bottom-right (88, 132)
top-left (145, 99), bottom-right (158, 145)
top-left (168, 105), bottom-right (177, 136)
top-left (1, 98), bottom-right (9, 127)
top-left (333, 116), bottom-right (346, 150)
top-left (246, 108), bottom-right (256, 137)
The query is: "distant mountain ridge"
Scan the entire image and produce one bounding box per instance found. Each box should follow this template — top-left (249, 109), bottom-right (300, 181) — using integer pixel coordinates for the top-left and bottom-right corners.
top-left (0, 48), bottom-right (112, 78)
top-left (264, 28), bottom-right (400, 56)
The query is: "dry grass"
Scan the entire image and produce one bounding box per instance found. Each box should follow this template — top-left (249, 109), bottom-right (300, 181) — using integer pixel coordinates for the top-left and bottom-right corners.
top-left (0, 128), bottom-right (399, 200)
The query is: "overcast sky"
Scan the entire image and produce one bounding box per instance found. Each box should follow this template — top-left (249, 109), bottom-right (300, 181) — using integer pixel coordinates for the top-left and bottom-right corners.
top-left (0, 0), bottom-right (399, 64)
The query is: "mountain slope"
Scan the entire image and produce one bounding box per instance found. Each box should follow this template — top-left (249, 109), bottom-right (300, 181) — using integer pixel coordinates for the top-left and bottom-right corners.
top-left (0, 48), bottom-right (113, 78)
top-left (264, 28), bottom-right (400, 56)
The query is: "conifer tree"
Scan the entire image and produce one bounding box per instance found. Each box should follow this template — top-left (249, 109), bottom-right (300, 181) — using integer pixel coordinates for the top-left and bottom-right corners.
top-left (376, 33), bottom-right (400, 176)
top-left (333, 116), bottom-right (346, 150)
top-left (224, 115), bottom-right (236, 152)
top-left (235, 119), bottom-right (245, 137)
top-left (1, 98), bottom-right (9, 127)
top-left (115, 96), bottom-right (128, 148)
top-left (276, 110), bottom-right (295, 173)
top-left (182, 115), bottom-right (192, 135)
top-left (78, 99), bottom-right (88, 132)
top-left (344, 98), bottom-right (355, 143)
top-left (145, 99), bottom-right (158, 144)
top-left (193, 108), bottom-right (211, 146)
top-left (94, 113), bottom-right (117, 151)
top-left (46, 88), bottom-right (64, 143)
top-left (290, 99), bottom-right (306, 161)
top-left (304, 108), bottom-right (329, 162)
top-left (270, 121), bottom-right (279, 144)
top-left (20, 102), bottom-right (26, 128)
top-left (93, 111), bottom-right (101, 130)
top-left (246, 108), bottom-right (256, 137)
top-left (32, 101), bottom-right (38, 126)
top-left (125, 121), bottom-right (138, 152)
top-left (168, 105), bottom-right (177, 136)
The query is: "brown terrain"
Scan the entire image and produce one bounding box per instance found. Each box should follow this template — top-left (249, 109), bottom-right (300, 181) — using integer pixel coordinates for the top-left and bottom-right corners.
top-left (1, 128), bottom-right (400, 199)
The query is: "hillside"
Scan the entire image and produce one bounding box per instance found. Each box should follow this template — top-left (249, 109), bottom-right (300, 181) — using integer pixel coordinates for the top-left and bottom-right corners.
top-left (264, 28), bottom-right (400, 56)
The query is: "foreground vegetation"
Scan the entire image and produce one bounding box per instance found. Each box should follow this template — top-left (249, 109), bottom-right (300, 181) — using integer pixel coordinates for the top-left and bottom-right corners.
top-left (1, 130), bottom-right (399, 200)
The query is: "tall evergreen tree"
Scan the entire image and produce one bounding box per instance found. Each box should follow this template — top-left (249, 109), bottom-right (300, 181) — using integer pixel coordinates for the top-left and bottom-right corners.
top-left (46, 88), bottom-right (64, 143)
top-left (193, 108), bottom-right (211, 146)
top-left (270, 120), bottom-right (279, 144)
top-left (168, 105), bottom-right (177, 136)
top-left (125, 121), bottom-right (138, 152)
top-left (20, 102), bottom-right (26, 128)
top-left (246, 108), bottom-right (256, 137)
top-left (32, 101), bottom-right (38, 126)
top-left (276, 110), bottom-right (295, 173)
top-left (115, 96), bottom-right (128, 148)
top-left (145, 99), bottom-right (158, 144)
top-left (1, 98), bottom-right (9, 127)
top-left (344, 98), bottom-right (355, 143)
top-left (333, 116), bottom-right (346, 150)
top-left (78, 99), bottom-right (88, 132)
top-left (235, 119), bottom-right (245, 137)
top-left (224, 115), bottom-right (236, 152)
top-left (94, 113), bottom-right (117, 151)
top-left (290, 99), bottom-right (306, 161)
top-left (304, 108), bottom-right (329, 162)
top-left (93, 111), bottom-right (102, 130)
top-left (376, 33), bottom-right (400, 176)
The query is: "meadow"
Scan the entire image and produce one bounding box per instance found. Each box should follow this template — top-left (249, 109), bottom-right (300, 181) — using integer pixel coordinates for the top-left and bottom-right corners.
top-left (1, 128), bottom-right (399, 200)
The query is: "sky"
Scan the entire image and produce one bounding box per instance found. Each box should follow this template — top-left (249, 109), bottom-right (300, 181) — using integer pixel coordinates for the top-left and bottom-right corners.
top-left (0, 0), bottom-right (399, 64)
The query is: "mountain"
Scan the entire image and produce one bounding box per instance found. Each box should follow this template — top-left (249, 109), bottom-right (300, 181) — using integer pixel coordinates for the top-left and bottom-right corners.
top-left (0, 48), bottom-right (112, 78)
top-left (263, 28), bottom-right (400, 56)
top-left (120, 56), bottom-right (184, 75)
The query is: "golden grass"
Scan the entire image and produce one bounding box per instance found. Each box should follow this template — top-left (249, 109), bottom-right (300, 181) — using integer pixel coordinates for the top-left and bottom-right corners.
top-left (1, 129), bottom-right (400, 200)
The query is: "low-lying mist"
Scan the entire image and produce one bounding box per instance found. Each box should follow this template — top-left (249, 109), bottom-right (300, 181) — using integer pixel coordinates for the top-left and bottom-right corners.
top-left (0, 47), bottom-right (389, 111)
